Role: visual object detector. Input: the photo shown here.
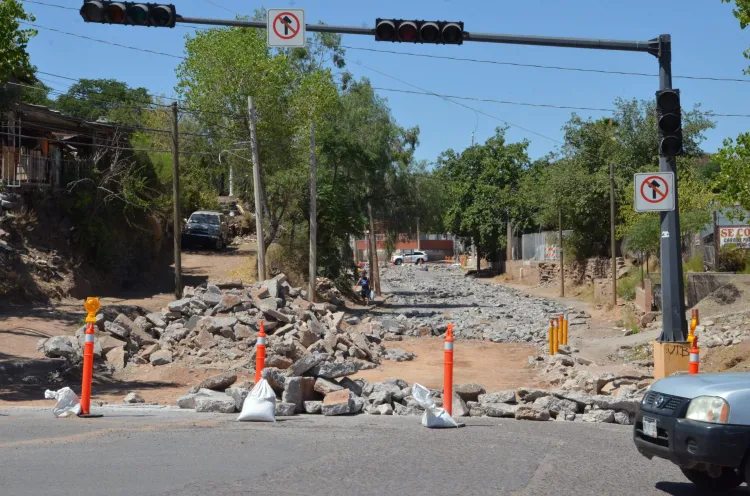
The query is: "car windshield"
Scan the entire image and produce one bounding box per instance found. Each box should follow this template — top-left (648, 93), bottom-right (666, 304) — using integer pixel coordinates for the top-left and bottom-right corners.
top-left (189, 214), bottom-right (220, 225)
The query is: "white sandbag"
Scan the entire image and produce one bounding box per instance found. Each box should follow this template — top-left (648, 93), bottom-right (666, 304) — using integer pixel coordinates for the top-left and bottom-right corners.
top-left (237, 378), bottom-right (276, 422)
top-left (412, 383), bottom-right (460, 429)
top-left (44, 387), bottom-right (82, 418)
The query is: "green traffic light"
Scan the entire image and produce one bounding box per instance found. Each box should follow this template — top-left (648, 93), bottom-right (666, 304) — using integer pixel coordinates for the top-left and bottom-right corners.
top-left (126, 4), bottom-right (149, 25)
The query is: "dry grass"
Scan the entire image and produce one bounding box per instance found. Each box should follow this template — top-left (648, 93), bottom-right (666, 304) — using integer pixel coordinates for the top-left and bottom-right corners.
top-left (230, 254), bottom-right (259, 285)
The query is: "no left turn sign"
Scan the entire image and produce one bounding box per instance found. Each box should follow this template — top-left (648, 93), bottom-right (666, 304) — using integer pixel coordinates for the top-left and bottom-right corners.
top-left (267, 9), bottom-right (305, 47)
top-left (634, 172), bottom-right (675, 212)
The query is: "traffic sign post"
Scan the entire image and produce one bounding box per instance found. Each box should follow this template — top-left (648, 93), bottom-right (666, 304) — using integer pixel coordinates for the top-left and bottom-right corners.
top-left (267, 9), bottom-right (305, 47)
top-left (634, 172), bottom-right (674, 212)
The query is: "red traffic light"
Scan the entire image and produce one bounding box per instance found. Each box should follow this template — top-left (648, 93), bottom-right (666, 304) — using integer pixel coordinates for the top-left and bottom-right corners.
top-left (375, 19), bottom-right (396, 41)
top-left (105, 2), bottom-right (126, 23)
top-left (397, 21), bottom-right (418, 42)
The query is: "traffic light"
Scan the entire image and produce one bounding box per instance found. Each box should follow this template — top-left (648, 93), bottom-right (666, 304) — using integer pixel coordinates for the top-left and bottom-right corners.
top-left (79, 1), bottom-right (176, 27)
top-left (655, 89), bottom-right (683, 156)
top-left (375, 19), bottom-right (464, 44)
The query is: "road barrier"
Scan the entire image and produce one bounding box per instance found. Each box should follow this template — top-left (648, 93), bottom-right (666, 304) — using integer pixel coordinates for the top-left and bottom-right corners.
top-left (444, 323), bottom-right (454, 416)
top-left (79, 297), bottom-right (103, 418)
top-left (688, 309), bottom-right (699, 343)
top-left (689, 335), bottom-right (700, 374)
top-left (255, 320), bottom-right (267, 383)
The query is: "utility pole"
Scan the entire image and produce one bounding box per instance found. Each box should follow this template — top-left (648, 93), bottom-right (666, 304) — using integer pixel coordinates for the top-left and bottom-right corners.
top-left (506, 210), bottom-right (512, 263)
top-left (171, 102), bottom-right (182, 299)
top-left (416, 218), bottom-right (421, 251)
top-left (610, 161), bottom-right (617, 307)
top-left (367, 200), bottom-right (381, 296)
top-left (308, 122), bottom-right (317, 303)
top-left (559, 207), bottom-right (564, 297)
top-left (247, 96), bottom-right (266, 281)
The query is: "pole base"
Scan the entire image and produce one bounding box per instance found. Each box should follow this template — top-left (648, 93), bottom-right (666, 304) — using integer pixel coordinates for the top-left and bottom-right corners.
top-left (78, 413), bottom-right (104, 418)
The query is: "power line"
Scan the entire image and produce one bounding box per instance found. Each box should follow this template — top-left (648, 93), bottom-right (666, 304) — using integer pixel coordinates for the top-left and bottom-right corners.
top-left (200, 0), bottom-right (239, 16)
top-left (21, 22), bottom-right (185, 59)
top-left (349, 60), bottom-right (562, 144)
top-left (341, 45), bottom-right (750, 85)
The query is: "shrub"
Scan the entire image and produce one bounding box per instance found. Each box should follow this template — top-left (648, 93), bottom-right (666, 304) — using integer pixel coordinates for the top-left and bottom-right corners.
top-left (719, 244), bottom-right (750, 273)
top-left (617, 266), bottom-right (640, 301)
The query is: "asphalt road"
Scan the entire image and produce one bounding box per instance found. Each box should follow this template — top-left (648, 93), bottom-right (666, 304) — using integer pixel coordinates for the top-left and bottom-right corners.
top-left (1, 406), bottom-right (745, 496)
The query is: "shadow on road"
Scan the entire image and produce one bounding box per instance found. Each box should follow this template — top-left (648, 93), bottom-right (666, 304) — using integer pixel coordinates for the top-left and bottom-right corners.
top-left (0, 378), bottom-right (180, 403)
top-left (655, 481), bottom-right (750, 495)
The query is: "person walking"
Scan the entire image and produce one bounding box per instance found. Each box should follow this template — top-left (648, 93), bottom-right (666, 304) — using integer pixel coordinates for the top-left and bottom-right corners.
top-left (356, 271), bottom-right (371, 305)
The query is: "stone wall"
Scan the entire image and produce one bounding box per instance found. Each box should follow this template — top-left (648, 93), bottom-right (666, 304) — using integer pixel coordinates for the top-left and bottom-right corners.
top-left (539, 257), bottom-right (622, 286)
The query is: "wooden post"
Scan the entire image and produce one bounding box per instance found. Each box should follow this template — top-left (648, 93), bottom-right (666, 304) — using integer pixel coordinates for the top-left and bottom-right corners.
top-left (367, 200), bottom-right (381, 296)
top-left (610, 161), bottom-right (617, 307)
top-left (247, 96), bottom-right (266, 281)
top-left (559, 208), bottom-right (564, 297)
top-left (171, 102), bottom-right (182, 299)
top-left (308, 122), bottom-right (317, 303)
top-left (507, 215), bottom-right (512, 262)
top-left (416, 217), bottom-right (421, 251)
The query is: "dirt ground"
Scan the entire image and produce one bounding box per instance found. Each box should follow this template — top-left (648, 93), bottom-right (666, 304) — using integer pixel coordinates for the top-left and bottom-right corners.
top-left (355, 338), bottom-right (541, 392)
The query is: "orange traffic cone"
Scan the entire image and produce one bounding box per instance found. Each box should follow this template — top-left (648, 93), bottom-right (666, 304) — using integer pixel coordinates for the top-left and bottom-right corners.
top-left (689, 336), bottom-right (700, 375)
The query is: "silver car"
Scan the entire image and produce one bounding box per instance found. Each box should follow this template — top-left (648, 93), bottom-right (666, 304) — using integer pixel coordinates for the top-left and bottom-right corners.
top-left (634, 372), bottom-right (750, 492)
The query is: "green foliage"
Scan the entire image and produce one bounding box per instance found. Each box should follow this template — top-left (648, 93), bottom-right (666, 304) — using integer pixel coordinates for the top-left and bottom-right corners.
top-left (719, 244), bottom-right (750, 272)
top-left (54, 79), bottom-right (152, 125)
top-left (617, 267), bottom-right (641, 301)
top-left (437, 127), bottom-right (528, 263)
top-left (686, 252), bottom-right (705, 273)
top-left (713, 132), bottom-right (750, 213)
top-left (722, 0), bottom-right (750, 73)
top-left (0, 0), bottom-right (36, 84)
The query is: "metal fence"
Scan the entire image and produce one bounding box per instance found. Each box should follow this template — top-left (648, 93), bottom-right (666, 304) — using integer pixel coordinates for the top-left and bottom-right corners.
top-left (521, 230), bottom-right (573, 261)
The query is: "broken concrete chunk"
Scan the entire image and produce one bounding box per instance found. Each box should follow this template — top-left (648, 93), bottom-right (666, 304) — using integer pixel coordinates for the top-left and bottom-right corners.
top-left (275, 402), bottom-right (297, 416)
top-left (42, 335), bottom-right (77, 359)
top-left (104, 321), bottom-right (130, 339)
top-left (287, 352), bottom-right (327, 377)
top-left (123, 392), bottom-right (145, 404)
top-left (304, 401), bottom-right (322, 414)
top-left (195, 395), bottom-right (236, 413)
top-left (322, 389), bottom-right (353, 416)
top-left (168, 298), bottom-right (192, 313)
top-left (149, 350), bottom-right (173, 366)
top-left (454, 383), bottom-right (487, 403)
top-left (514, 405), bottom-right (550, 421)
top-left (478, 390), bottom-right (516, 405)
top-left (146, 312), bottom-right (167, 328)
top-left (309, 360), bottom-right (361, 379)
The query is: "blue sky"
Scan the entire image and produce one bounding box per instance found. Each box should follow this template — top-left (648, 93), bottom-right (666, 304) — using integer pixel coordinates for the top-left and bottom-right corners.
top-left (23, 0), bottom-right (750, 163)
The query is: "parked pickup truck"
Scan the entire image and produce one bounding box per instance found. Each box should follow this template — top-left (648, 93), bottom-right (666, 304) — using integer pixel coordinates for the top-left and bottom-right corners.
top-left (181, 211), bottom-right (229, 250)
top-left (634, 372), bottom-right (750, 492)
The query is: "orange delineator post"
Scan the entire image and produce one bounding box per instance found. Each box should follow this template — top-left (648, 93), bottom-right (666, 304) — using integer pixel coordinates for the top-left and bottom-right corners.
top-left (552, 320), bottom-right (559, 354)
top-left (80, 297), bottom-right (100, 417)
top-left (562, 314), bottom-right (569, 345)
top-left (689, 335), bottom-right (700, 374)
top-left (255, 320), bottom-right (267, 383)
top-left (548, 319), bottom-right (555, 355)
top-left (444, 323), bottom-right (454, 416)
top-left (557, 314), bottom-right (564, 347)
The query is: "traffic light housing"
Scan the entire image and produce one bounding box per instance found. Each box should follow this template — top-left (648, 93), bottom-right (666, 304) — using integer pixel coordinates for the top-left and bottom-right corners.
top-left (375, 19), bottom-right (463, 44)
top-left (80, 1), bottom-right (176, 27)
top-left (656, 89), bottom-right (683, 156)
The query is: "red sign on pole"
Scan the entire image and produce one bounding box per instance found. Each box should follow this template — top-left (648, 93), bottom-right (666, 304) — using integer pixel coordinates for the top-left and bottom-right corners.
top-left (634, 172), bottom-right (674, 212)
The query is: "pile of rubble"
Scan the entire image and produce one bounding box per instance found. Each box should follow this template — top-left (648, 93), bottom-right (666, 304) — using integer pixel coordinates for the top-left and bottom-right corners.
top-left (37, 274), bottom-right (412, 375)
top-left (694, 314), bottom-right (750, 348)
top-left (379, 264), bottom-right (589, 350)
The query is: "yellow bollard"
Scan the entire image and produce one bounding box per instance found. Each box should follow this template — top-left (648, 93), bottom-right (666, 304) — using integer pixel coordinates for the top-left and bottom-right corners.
top-left (558, 314), bottom-right (564, 347)
top-left (563, 314), bottom-right (569, 345)
top-left (548, 319), bottom-right (555, 356)
top-left (552, 320), bottom-right (559, 354)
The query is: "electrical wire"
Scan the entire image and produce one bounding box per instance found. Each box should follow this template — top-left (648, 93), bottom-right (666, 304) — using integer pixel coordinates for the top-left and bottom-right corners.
top-left (200, 0), bottom-right (239, 16)
top-left (349, 60), bottom-right (563, 144)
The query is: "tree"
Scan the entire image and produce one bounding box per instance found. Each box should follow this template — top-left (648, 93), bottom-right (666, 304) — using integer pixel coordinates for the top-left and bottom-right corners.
top-left (722, 0), bottom-right (750, 73)
top-left (0, 0), bottom-right (36, 84)
top-left (54, 78), bottom-right (152, 125)
top-left (713, 132), bottom-right (750, 216)
top-left (437, 127), bottom-right (529, 268)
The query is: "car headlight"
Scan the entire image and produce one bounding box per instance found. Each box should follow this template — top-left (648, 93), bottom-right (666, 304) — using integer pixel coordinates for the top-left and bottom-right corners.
top-left (686, 396), bottom-right (730, 424)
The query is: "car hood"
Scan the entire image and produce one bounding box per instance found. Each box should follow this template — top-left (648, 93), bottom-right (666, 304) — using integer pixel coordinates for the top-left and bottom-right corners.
top-left (651, 372), bottom-right (750, 400)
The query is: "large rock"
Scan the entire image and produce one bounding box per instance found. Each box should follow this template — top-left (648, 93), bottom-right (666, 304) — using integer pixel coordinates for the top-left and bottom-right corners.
top-left (255, 297), bottom-right (278, 312)
top-left (314, 377), bottom-right (343, 395)
top-left (287, 352), bottom-right (327, 377)
top-left (338, 377), bottom-right (365, 397)
top-left (263, 308), bottom-right (291, 324)
top-left (264, 278), bottom-right (281, 299)
top-left (234, 324), bottom-right (254, 340)
top-left (552, 390), bottom-right (595, 408)
top-left (176, 388), bottom-right (225, 409)
top-left (322, 389), bottom-right (353, 416)
top-left (298, 329), bottom-right (319, 348)
top-left (590, 395), bottom-right (641, 414)
top-left (123, 392), bottom-right (145, 404)
top-left (104, 321), bottom-right (130, 339)
top-left (195, 317), bottom-right (220, 334)
top-left (578, 409), bottom-right (615, 423)
top-left (293, 297), bottom-right (313, 311)
top-left (195, 329), bottom-right (216, 349)
top-left (168, 298), bottom-right (192, 313)
top-left (452, 392), bottom-right (469, 417)
top-left (275, 402), bottom-right (297, 416)
top-left (199, 372), bottom-right (237, 391)
top-left (533, 396), bottom-right (578, 417)
top-left (105, 346), bottom-right (127, 370)
top-left (515, 387), bottom-right (551, 403)
top-left (309, 360), bottom-right (361, 379)
top-left (304, 401), bottom-right (322, 414)
top-left (225, 387), bottom-right (250, 411)
top-left (478, 390), bottom-right (516, 405)
top-left (265, 355), bottom-right (293, 369)
top-left (146, 312), bottom-right (167, 328)
top-left (216, 294), bottom-right (242, 313)
top-left (282, 377), bottom-right (304, 412)
top-left (454, 383), bottom-right (486, 403)
top-left (261, 367), bottom-right (286, 393)
top-left (614, 411), bottom-right (631, 425)
top-left (195, 395), bottom-right (236, 413)
top-left (514, 405), bottom-right (550, 421)
top-left (384, 349), bottom-right (415, 362)
top-left (99, 334), bottom-right (127, 355)
top-left (375, 403), bottom-right (394, 415)
top-left (367, 390), bottom-right (391, 406)
top-left (42, 335), bottom-right (77, 359)
top-left (149, 350), bottom-right (173, 365)
top-left (484, 403), bottom-right (519, 418)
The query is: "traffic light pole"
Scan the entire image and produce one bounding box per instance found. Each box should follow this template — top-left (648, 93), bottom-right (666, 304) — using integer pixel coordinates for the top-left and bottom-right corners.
top-left (656, 35), bottom-right (686, 342)
top-left (172, 15), bottom-right (685, 341)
